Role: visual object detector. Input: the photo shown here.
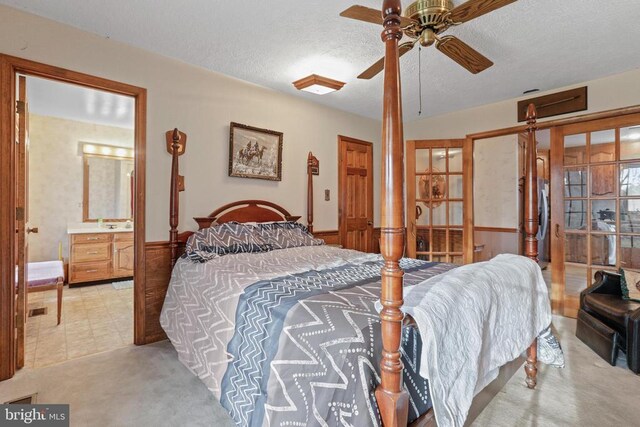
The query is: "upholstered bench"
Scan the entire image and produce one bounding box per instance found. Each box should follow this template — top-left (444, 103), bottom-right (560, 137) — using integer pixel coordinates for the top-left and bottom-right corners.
top-left (25, 261), bottom-right (65, 325)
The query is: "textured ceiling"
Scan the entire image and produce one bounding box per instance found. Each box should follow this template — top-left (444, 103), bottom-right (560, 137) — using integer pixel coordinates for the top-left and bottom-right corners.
top-left (4, 0), bottom-right (640, 121)
top-left (26, 76), bottom-right (135, 129)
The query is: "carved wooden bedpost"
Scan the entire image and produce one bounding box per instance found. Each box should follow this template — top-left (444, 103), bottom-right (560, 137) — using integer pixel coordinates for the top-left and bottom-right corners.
top-left (307, 152), bottom-right (318, 233)
top-left (375, 1), bottom-right (409, 426)
top-left (523, 103), bottom-right (539, 389)
top-left (167, 128), bottom-right (187, 267)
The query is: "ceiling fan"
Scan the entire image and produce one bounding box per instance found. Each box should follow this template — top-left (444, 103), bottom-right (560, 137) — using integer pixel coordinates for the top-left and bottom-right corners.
top-left (340, 0), bottom-right (517, 79)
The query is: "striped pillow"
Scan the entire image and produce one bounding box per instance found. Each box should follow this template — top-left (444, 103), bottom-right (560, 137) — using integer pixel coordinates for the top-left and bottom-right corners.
top-left (252, 221), bottom-right (324, 250)
top-left (185, 222), bottom-right (271, 262)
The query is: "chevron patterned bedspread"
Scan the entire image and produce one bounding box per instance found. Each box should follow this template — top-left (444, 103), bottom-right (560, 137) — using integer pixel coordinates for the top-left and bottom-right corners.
top-left (160, 245), bottom-right (455, 426)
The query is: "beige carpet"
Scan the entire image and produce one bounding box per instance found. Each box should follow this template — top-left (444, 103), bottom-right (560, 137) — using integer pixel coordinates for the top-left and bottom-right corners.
top-left (1, 315), bottom-right (638, 426)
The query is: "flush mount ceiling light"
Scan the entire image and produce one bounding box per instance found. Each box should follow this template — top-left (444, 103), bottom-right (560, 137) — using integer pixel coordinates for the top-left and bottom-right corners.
top-left (293, 74), bottom-right (346, 95)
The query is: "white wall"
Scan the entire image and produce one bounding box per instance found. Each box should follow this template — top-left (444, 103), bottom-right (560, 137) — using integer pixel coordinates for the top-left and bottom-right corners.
top-left (473, 135), bottom-right (519, 228)
top-left (406, 67), bottom-right (640, 228)
top-left (28, 114), bottom-right (134, 262)
top-left (0, 6), bottom-right (381, 241)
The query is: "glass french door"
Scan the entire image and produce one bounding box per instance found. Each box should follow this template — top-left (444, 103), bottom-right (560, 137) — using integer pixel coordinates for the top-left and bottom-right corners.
top-left (406, 139), bottom-right (470, 264)
top-left (553, 115), bottom-right (640, 317)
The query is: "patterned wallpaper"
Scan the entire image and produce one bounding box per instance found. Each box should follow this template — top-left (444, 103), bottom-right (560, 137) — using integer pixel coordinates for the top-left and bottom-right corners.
top-left (28, 114), bottom-right (134, 262)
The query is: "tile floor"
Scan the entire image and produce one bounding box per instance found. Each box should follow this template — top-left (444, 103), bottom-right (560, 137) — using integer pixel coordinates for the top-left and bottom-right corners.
top-left (24, 282), bottom-right (133, 369)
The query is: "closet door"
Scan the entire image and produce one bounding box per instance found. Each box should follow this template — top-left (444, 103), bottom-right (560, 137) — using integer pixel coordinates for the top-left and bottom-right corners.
top-left (552, 114), bottom-right (640, 317)
top-left (406, 139), bottom-right (471, 264)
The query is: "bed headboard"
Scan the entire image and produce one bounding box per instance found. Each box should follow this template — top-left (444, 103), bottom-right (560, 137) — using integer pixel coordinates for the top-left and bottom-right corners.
top-left (192, 200), bottom-right (301, 229)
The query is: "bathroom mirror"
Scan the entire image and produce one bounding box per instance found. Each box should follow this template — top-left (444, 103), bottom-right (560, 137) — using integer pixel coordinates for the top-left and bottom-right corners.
top-left (83, 154), bottom-right (134, 221)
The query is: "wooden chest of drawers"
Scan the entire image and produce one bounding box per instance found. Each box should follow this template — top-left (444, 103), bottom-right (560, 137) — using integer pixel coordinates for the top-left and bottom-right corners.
top-left (69, 232), bottom-right (134, 285)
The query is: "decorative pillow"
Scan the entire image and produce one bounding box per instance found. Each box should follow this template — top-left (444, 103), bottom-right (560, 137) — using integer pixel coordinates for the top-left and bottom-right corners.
top-left (620, 268), bottom-right (640, 302)
top-left (185, 222), bottom-right (271, 262)
top-left (252, 221), bottom-right (324, 250)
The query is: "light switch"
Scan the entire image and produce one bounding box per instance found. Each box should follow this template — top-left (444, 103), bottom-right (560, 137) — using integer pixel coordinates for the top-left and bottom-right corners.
top-left (325, 189), bottom-right (330, 201)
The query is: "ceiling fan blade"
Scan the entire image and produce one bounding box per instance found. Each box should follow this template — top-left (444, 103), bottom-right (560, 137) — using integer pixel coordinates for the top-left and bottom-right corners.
top-left (358, 41), bottom-right (415, 80)
top-left (447, 0), bottom-right (517, 24)
top-left (436, 36), bottom-right (493, 74)
top-left (340, 5), bottom-right (417, 27)
top-left (340, 5), bottom-right (383, 25)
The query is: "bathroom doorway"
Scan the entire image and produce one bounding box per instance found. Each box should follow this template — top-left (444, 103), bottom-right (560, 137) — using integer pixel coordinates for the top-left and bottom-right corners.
top-left (0, 55), bottom-right (146, 380)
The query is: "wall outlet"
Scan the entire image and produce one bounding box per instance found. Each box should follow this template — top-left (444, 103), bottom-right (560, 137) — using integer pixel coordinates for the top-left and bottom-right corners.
top-left (325, 189), bottom-right (330, 201)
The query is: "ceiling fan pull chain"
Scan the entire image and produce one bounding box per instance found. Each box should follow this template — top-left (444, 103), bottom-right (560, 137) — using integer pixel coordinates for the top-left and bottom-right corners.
top-left (418, 45), bottom-right (422, 116)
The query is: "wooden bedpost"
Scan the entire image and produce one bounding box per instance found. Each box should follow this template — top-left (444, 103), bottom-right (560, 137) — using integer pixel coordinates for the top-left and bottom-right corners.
top-left (523, 103), bottom-right (539, 389)
top-left (375, 1), bottom-right (409, 426)
top-left (167, 128), bottom-right (187, 267)
top-left (307, 152), bottom-right (318, 233)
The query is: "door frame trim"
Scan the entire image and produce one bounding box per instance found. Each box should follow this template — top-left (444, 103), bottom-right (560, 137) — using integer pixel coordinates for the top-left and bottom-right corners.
top-left (0, 54), bottom-right (147, 380)
top-left (338, 135), bottom-right (374, 252)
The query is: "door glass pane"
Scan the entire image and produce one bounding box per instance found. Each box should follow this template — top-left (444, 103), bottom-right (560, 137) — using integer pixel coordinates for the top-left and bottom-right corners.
top-left (620, 125), bottom-right (640, 160)
top-left (449, 229), bottom-right (463, 252)
top-left (432, 149), bottom-right (447, 172)
top-left (591, 164), bottom-right (616, 197)
top-left (565, 233), bottom-right (587, 264)
top-left (449, 201), bottom-right (463, 226)
top-left (417, 175), bottom-right (430, 200)
top-left (451, 255), bottom-right (463, 265)
top-left (448, 148), bottom-right (463, 172)
top-left (565, 264), bottom-right (588, 298)
top-left (591, 234), bottom-right (616, 266)
top-left (591, 200), bottom-right (616, 232)
top-left (564, 168), bottom-right (587, 197)
top-left (564, 134), bottom-right (587, 165)
top-left (620, 199), bottom-right (640, 233)
top-left (432, 229), bottom-right (446, 252)
top-left (621, 235), bottom-right (640, 270)
top-left (620, 163), bottom-right (640, 196)
top-left (589, 129), bottom-right (616, 163)
top-left (416, 228), bottom-right (430, 253)
top-left (432, 255), bottom-right (447, 263)
top-left (432, 175), bottom-right (446, 202)
top-left (565, 200), bottom-right (587, 230)
top-left (432, 203), bottom-right (446, 226)
top-left (416, 203), bottom-right (430, 226)
top-left (449, 175), bottom-right (463, 199)
top-left (416, 149), bottom-right (430, 172)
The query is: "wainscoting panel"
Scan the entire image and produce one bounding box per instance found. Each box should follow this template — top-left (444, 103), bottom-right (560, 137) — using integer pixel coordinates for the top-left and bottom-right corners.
top-left (314, 229), bottom-right (381, 253)
top-left (313, 230), bottom-right (339, 245)
top-left (473, 227), bottom-right (520, 262)
top-left (143, 242), bottom-right (172, 343)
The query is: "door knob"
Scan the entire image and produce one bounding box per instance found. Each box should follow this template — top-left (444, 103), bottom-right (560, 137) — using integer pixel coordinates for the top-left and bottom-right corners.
top-left (367, 221), bottom-right (373, 226)
top-left (27, 227), bottom-right (39, 234)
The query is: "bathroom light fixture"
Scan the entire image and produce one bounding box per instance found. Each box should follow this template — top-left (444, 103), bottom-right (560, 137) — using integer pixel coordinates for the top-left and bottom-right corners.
top-left (293, 74), bottom-right (345, 95)
top-left (82, 142), bottom-right (133, 158)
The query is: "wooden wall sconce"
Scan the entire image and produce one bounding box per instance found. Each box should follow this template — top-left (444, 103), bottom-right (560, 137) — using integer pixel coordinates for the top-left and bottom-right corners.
top-left (307, 152), bottom-right (319, 233)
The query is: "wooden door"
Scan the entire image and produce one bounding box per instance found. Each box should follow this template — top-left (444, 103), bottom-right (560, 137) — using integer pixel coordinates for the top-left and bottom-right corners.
top-left (338, 136), bottom-right (373, 252)
top-left (406, 139), bottom-right (470, 263)
top-left (15, 76), bottom-right (30, 369)
top-left (551, 113), bottom-right (640, 317)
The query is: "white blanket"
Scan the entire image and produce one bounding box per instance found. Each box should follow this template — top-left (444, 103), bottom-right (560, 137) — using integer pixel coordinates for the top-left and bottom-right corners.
top-left (400, 254), bottom-right (552, 427)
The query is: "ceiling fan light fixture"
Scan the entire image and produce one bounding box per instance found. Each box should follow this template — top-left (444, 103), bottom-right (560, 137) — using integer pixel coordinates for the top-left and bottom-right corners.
top-left (293, 74), bottom-right (345, 95)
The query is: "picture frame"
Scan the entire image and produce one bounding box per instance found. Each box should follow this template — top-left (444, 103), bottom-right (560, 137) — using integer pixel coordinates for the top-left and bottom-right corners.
top-left (228, 122), bottom-right (283, 181)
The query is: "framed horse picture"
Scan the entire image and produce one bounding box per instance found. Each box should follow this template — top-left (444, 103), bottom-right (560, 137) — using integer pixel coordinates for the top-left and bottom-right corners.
top-left (228, 122), bottom-right (283, 181)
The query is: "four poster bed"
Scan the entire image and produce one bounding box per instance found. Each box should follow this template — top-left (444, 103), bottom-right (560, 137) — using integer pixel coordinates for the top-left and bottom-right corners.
top-left (160, 2), bottom-right (557, 426)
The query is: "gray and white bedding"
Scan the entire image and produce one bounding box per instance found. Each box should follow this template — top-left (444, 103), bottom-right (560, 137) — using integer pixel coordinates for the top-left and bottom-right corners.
top-left (160, 222), bottom-right (562, 427)
top-left (161, 244), bottom-right (454, 426)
